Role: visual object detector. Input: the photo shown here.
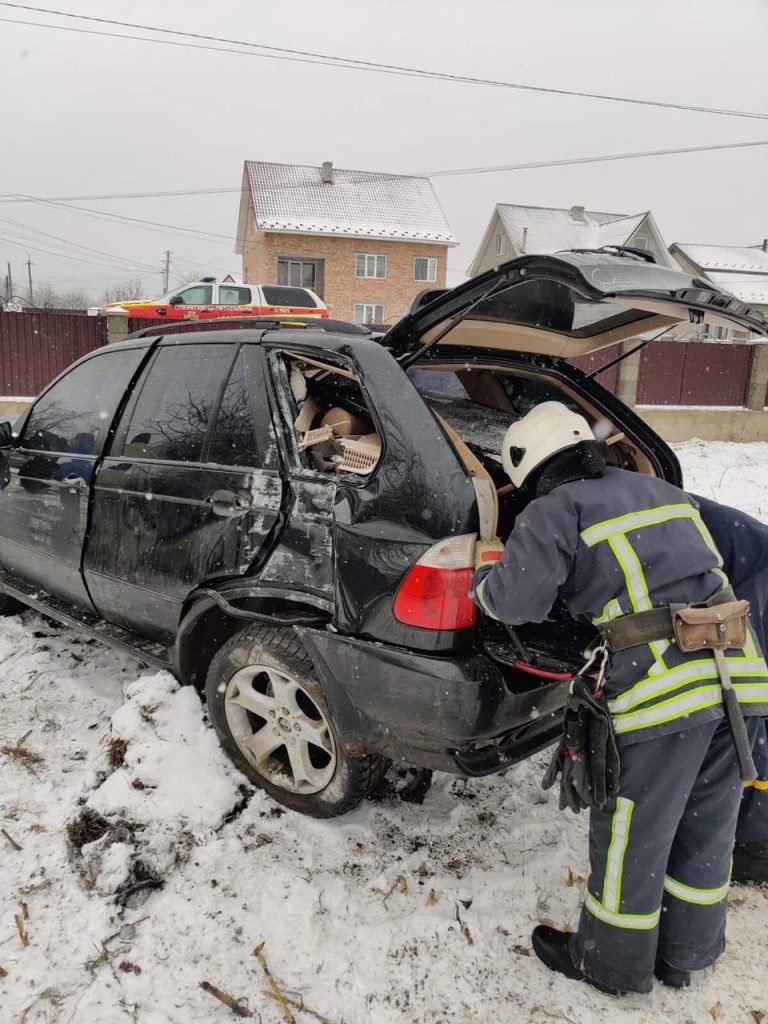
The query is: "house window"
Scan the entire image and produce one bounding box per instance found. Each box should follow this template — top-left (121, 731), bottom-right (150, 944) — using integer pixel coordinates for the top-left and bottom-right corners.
top-left (354, 303), bottom-right (384, 325)
top-left (414, 257), bottom-right (437, 282)
top-left (355, 254), bottom-right (386, 278)
top-left (278, 259), bottom-right (317, 291)
top-left (495, 233), bottom-right (505, 256)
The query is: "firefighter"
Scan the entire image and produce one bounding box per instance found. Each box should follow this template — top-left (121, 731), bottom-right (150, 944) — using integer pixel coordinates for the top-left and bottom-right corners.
top-left (471, 402), bottom-right (768, 995)
top-left (696, 496), bottom-right (768, 885)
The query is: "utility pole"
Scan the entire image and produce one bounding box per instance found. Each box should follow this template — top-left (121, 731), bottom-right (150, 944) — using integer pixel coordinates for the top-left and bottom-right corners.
top-left (25, 255), bottom-right (34, 305)
top-left (162, 250), bottom-right (171, 292)
top-left (5, 262), bottom-right (12, 300)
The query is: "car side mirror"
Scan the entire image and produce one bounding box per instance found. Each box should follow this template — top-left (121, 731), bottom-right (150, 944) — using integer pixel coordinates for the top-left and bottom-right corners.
top-left (0, 421), bottom-right (14, 448)
top-left (169, 295), bottom-right (185, 306)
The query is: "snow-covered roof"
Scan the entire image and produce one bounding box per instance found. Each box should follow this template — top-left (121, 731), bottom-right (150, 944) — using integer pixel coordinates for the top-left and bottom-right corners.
top-left (497, 204), bottom-right (646, 254)
top-left (672, 243), bottom-right (768, 304)
top-left (237, 161), bottom-right (458, 250)
top-left (673, 243), bottom-right (768, 274)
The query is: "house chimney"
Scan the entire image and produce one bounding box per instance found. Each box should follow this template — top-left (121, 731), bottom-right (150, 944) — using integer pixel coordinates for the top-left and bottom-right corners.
top-left (569, 205), bottom-right (586, 222)
top-left (521, 227), bottom-right (528, 254)
top-left (321, 161), bottom-right (334, 185)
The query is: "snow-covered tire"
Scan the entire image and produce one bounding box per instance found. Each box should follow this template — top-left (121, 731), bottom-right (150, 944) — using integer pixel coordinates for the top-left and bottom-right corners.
top-left (205, 625), bottom-right (386, 818)
top-left (0, 592), bottom-right (25, 616)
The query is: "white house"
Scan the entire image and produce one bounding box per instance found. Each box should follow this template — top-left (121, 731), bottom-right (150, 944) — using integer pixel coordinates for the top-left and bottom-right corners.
top-left (669, 242), bottom-right (768, 340)
top-left (469, 204), bottom-right (677, 277)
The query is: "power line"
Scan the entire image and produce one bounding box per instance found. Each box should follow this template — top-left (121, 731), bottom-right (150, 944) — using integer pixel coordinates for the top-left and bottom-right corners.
top-left (2, 4), bottom-right (768, 122)
top-left (2, 135), bottom-right (767, 255)
top-left (425, 138), bottom-right (768, 177)
top-left (0, 213), bottom-right (159, 271)
top-left (1, 135), bottom-right (764, 216)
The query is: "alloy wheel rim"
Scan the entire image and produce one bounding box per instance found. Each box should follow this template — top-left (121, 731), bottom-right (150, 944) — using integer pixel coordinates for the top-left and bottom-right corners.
top-left (224, 664), bottom-right (336, 794)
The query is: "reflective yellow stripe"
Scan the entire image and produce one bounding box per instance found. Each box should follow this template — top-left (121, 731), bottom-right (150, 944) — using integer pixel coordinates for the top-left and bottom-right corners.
top-left (584, 891), bottom-right (660, 931)
top-left (592, 598), bottom-right (623, 626)
top-left (744, 779), bottom-right (768, 791)
top-left (602, 798), bottom-right (634, 913)
top-left (608, 657), bottom-right (768, 715)
top-left (648, 640), bottom-right (669, 674)
top-left (688, 512), bottom-right (730, 589)
top-left (606, 535), bottom-right (650, 612)
top-left (612, 682), bottom-right (768, 735)
top-left (581, 503), bottom-right (697, 547)
top-left (664, 872), bottom-right (730, 906)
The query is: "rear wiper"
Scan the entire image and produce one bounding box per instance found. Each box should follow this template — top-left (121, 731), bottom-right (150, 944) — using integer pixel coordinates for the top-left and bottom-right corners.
top-left (398, 277), bottom-right (513, 370)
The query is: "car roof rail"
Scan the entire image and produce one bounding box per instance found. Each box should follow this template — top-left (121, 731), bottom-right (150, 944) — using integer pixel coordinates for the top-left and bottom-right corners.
top-left (126, 316), bottom-right (373, 339)
top-left (562, 245), bottom-right (657, 264)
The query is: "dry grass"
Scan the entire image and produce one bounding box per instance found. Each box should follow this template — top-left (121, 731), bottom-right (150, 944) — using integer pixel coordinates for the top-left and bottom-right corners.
top-left (106, 736), bottom-right (128, 769)
top-left (65, 810), bottom-right (110, 852)
top-left (0, 730), bottom-right (44, 776)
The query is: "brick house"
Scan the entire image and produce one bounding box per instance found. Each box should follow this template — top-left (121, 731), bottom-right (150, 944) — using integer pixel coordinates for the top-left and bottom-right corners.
top-left (468, 203), bottom-right (677, 276)
top-left (235, 161), bottom-right (457, 325)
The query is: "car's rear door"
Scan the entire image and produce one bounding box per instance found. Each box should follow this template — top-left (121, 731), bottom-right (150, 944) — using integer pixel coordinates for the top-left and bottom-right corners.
top-left (84, 338), bottom-right (283, 641)
top-left (0, 345), bottom-right (148, 609)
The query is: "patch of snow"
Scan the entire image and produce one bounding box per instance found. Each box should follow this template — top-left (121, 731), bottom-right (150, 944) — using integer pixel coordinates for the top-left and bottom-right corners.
top-left (0, 442), bottom-right (766, 1022)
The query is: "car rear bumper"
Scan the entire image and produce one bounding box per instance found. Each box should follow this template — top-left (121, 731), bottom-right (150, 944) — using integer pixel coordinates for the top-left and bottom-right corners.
top-left (296, 626), bottom-right (568, 775)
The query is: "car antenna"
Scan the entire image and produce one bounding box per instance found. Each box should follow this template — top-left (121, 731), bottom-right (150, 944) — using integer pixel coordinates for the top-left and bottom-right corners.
top-left (397, 277), bottom-right (514, 370)
top-left (585, 325), bottom-right (672, 380)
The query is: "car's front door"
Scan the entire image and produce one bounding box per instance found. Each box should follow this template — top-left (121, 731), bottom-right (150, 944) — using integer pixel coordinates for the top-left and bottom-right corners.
top-left (163, 283), bottom-right (215, 320)
top-left (84, 339), bottom-right (283, 641)
top-left (0, 346), bottom-right (148, 608)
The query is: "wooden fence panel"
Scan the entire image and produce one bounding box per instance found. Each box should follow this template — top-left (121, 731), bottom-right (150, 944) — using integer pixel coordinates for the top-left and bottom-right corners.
top-left (0, 312), bottom-right (108, 396)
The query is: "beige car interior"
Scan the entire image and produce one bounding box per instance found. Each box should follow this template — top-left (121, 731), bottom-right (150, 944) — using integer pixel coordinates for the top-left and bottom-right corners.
top-left (280, 347), bottom-right (655, 539)
top-left (285, 354), bottom-right (382, 476)
top-left (413, 360), bottom-right (656, 542)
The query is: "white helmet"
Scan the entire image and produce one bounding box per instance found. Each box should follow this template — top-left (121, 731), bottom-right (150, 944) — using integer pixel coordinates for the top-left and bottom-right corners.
top-left (501, 401), bottom-right (596, 488)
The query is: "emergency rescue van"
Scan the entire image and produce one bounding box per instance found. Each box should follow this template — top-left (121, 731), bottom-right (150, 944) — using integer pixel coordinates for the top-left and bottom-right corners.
top-left (89, 278), bottom-right (328, 321)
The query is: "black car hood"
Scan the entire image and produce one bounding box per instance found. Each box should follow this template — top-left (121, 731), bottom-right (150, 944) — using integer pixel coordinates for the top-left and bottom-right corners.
top-left (383, 251), bottom-right (768, 363)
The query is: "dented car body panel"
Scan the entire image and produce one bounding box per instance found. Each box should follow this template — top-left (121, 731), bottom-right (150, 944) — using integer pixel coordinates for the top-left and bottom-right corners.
top-left (2, 252), bottom-right (766, 778)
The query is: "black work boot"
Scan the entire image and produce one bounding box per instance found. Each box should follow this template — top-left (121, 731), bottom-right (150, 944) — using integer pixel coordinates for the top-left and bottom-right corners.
top-left (531, 926), bottom-right (625, 996)
top-left (732, 840), bottom-right (768, 885)
top-left (654, 959), bottom-right (691, 989)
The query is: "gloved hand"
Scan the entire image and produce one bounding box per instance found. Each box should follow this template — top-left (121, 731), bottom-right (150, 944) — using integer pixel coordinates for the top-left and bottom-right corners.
top-left (474, 537), bottom-right (504, 571)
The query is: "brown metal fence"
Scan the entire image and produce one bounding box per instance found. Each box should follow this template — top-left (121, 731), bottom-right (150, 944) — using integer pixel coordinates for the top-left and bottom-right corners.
top-left (637, 342), bottom-right (753, 407)
top-left (0, 311), bottom-right (108, 396)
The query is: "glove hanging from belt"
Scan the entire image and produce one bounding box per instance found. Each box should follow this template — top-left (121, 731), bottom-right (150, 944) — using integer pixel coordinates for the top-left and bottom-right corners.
top-left (542, 643), bottom-right (620, 813)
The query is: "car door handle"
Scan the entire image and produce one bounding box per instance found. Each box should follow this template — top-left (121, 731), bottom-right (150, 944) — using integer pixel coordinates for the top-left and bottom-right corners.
top-left (62, 475), bottom-right (88, 493)
top-left (209, 489), bottom-right (252, 517)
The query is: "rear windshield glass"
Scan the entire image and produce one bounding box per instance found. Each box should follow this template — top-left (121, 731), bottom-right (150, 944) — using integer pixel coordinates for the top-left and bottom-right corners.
top-left (262, 286), bottom-right (317, 308)
top-left (471, 279), bottom-right (655, 338)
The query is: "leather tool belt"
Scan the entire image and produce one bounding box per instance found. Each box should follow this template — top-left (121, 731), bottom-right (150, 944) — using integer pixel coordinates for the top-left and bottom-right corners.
top-left (597, 587), bottom-right (748, 653)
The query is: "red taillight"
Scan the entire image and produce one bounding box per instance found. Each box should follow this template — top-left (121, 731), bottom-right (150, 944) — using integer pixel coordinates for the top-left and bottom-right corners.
top-left (393, 534), bottom-right (477, 630)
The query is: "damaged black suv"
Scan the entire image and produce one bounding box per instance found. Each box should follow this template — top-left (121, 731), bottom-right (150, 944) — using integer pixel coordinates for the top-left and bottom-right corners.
top-left (1, 251), bottom-right (766, 816)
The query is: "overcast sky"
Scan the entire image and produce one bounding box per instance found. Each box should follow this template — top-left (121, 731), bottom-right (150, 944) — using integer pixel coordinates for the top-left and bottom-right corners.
top-left (1, 0), bottom-right (767, 300)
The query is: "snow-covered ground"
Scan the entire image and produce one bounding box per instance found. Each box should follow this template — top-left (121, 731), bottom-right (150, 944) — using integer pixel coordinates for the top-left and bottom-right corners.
top-left (1, 441), bottom-right (767, 1024)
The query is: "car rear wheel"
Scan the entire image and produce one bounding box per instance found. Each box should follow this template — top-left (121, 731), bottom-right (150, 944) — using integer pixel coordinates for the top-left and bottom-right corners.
top-left (205, 624), bottom-right (386, 817)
